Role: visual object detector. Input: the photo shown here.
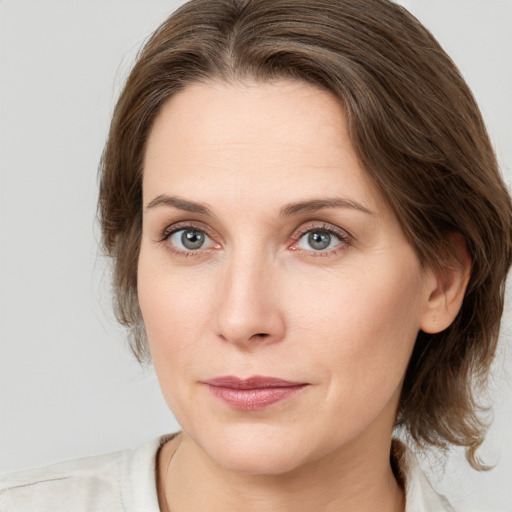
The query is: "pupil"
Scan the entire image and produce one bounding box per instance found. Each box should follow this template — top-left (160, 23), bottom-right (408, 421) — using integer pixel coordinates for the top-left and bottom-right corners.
top-left (308, 231), bottom-right (331, 250)
top-left (182, 230), bottom-right (204, 250)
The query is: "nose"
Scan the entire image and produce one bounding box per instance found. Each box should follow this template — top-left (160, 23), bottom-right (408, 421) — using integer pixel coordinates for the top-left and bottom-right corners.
top-left (214, 251), bottom-right (286, 349)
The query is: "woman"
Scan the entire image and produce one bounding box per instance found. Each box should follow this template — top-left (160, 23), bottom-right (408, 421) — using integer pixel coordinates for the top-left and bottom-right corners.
top-left (1, 0), bottom-right (511, 510)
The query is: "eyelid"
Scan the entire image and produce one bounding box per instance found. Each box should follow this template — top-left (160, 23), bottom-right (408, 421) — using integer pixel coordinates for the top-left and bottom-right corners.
top-left (289, 222), bottom-right (353, 254)
top-left (292, 221), bottom-right (352, 241)
top-left (157, 219), bottom-right (352, 256)
top-left (160, 220), bottom-right (217, 242)
top-left (159, 220), bottom-right (221, 255)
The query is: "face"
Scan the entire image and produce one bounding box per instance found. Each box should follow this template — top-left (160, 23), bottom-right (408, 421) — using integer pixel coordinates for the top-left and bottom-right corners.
top-left (138, 80), bottom-right (435, 475)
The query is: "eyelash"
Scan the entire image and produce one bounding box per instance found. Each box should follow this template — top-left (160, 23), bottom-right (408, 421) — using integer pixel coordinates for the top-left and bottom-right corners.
top-left (159, 221), bottom-right (352, 258)
top-left (159, 221), bottom-right (218, 258)
top-left (290, 222), bottom-right (352, 257)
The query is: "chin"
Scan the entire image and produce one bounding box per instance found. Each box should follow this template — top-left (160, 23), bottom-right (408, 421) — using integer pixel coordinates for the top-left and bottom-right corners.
top-left (212, 443), bottom-right (307, 475)
top-left (191, 423), bottom-right (319, 476)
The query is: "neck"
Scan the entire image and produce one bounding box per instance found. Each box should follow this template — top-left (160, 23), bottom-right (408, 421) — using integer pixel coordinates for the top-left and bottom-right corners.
top-left (157, 433), bottom-right (405, 512)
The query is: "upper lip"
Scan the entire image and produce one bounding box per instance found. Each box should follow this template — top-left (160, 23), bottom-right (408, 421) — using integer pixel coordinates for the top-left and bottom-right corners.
top-left (203, 376), bottom-right (307, 389)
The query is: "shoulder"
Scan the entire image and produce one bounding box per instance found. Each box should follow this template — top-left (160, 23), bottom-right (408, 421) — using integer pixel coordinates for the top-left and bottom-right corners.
top-left (0, 450), bottom-right (124, 512)
top-left (0, 435), bottom-right (172, 512)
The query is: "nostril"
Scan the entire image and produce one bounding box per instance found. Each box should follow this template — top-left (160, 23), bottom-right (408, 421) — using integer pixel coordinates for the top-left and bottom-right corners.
top-left (255, 333), bottom-right (269, 338)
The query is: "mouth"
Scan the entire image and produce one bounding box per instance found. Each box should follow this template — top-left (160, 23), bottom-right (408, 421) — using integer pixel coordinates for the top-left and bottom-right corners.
top-left (202, 376), bottom-right (309, 410)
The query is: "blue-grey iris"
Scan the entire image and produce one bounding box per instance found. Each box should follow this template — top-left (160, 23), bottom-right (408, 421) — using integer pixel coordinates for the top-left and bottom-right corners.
top-left (308, 231), bottom-right (331, 250)
top-left (182, 230), bottom-right (205, 250)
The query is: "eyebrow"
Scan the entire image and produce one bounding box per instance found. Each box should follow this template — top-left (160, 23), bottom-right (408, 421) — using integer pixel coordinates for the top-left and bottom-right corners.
top-left (146, 194), bottom-right (213, 217)
top-left (280, 198), bottom-right (373, 216)
top-left (146, 194), bottom-right (373, 217)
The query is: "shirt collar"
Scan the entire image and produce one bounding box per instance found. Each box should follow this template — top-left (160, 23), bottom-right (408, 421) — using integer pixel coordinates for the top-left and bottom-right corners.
top-left (392, 439), bottom-right (456, 512)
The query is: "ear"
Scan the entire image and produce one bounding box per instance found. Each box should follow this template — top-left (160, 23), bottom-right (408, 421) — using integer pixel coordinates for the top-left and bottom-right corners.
top-left (420, 234), bottom-right (472, 334)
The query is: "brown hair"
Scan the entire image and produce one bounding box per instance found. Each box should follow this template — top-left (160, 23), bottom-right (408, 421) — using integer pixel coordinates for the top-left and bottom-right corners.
top-left (98, 0), bottom-right (512, 468)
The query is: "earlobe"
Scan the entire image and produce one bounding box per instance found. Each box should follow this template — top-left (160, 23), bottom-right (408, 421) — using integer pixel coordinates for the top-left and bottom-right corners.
top-left (420, 235), bottom-right (472, 334)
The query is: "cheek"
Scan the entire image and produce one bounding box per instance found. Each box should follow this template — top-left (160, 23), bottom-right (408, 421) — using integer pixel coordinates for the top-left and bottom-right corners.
top-left (287, 252), bottom-right (425, 415)
top-left (137, 246), bottom-right (215, 376)
top-left (137, 264), bottom-right (206, 423)
top-left (138, 239), bottom-right (215, 329)
top-left (318, 260), bottom-right (422, 414)
top-left (288, 251), bottom-right (424, 345)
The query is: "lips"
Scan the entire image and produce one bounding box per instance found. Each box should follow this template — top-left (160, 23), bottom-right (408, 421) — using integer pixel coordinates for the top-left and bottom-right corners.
top-left (202, 376), bottom-right (308, 410)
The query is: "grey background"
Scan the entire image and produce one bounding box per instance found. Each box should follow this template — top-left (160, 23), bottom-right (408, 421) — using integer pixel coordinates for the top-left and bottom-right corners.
top-left (1, 1), bottom-right (511, 511)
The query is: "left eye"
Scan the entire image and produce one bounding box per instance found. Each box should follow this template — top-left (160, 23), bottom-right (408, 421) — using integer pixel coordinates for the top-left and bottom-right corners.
top-left (296, 229), bottom-right (343, 251)
top-left (168, 228), bottom-right (215, 251)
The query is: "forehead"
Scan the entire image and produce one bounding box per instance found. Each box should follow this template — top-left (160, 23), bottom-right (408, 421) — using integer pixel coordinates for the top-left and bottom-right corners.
top-left (148, 79), bottom-right (345, 147)
top-left (142, 79), bottom-right (387, 216)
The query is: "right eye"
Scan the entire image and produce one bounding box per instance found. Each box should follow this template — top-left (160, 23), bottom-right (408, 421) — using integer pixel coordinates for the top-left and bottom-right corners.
top-left (166, 227), bottom-right (217, 252)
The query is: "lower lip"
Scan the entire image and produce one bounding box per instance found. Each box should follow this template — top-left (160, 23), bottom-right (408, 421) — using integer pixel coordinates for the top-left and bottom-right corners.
top-left (206, 384), bottom-right (307, 410)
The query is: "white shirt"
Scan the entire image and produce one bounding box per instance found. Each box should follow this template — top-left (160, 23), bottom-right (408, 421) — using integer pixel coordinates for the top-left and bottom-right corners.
top-left (0, 435), bottom-right (455, 511)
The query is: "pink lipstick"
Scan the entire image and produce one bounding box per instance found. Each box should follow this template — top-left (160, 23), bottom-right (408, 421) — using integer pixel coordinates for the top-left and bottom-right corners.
top-left (203, 376), bottom-right (308, 410)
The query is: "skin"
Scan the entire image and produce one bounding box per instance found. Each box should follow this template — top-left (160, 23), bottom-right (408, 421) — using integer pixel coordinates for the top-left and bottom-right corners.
top-left (138, 80), bottom-right (468, 512)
